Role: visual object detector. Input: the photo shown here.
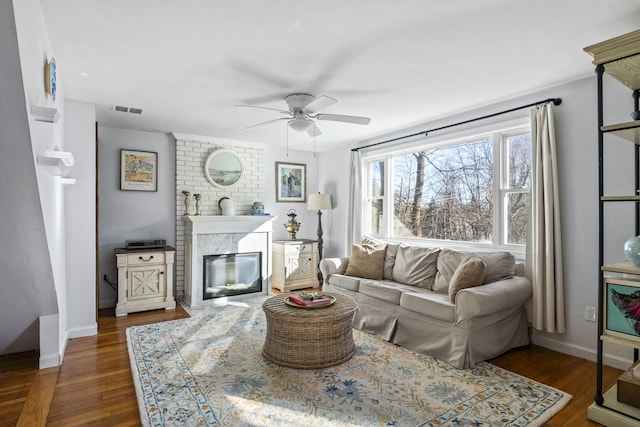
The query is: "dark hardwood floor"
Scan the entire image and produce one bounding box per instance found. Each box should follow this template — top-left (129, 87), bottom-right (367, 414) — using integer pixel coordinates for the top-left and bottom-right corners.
top-left (0, 301), bottom-right (623, 426)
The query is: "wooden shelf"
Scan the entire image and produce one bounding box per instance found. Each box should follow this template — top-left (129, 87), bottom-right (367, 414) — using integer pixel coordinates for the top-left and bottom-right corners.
top-left (604, 56), bottom-right (640, 90)
top-left (588, 384), bottom-right (640, 426)
top-left (602, 260), bottom-right (640, 275)
top-left (601, 334), bottom-right (640, 350)
top-left (584, 29), bottom-right (640, 90)
top-left (602, 121), bottom-right (640, 144)
top-left (601, 195), bottom-right (640, 202)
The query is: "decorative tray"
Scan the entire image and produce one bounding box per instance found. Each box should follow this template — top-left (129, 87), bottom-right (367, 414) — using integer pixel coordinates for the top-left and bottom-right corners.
top-left (284, 295), bottom-right (336, 309)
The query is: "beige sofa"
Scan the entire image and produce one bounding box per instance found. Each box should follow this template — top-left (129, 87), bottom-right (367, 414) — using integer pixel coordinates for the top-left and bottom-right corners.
top-left (319, 241), bottom-right (532, 369)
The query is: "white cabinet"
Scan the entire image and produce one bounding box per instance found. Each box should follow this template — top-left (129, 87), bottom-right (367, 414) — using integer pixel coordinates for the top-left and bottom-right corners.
top-left (272, 240), bottom-right (318, 292)
top-left (115, 247), bottom-right (176, 317)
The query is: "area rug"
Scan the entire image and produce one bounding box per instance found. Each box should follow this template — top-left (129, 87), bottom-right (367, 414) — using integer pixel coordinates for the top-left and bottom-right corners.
top-left (127, 305), bottom-right (571, 427)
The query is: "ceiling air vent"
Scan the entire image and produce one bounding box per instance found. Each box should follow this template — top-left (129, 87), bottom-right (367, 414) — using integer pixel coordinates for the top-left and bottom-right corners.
top-left (112, 105), bottom-right (143, 115)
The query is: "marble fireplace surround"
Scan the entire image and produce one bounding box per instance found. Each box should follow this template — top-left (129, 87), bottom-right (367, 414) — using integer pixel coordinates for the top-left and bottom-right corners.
top-left (183, 215), bottom-right (275, 307)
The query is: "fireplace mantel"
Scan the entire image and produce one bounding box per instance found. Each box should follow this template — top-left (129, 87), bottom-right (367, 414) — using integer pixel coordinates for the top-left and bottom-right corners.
top-left (185, 215), bottom-right (276, 234)
top-left (183, 215), bottom-right (276, 306)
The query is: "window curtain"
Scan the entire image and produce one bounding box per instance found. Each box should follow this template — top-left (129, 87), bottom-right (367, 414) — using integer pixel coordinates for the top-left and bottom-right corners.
top-left (527, 104), bottom-right (566, 333)
top-left (347, 150), bottom-right (363, 253)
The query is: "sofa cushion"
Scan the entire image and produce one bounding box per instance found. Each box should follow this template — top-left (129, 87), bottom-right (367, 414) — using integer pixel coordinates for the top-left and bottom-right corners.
top-left (474, 251), bottom-right (515, 283)
top-left (327, 274), bottom-right (361, 292)
top-left (448, 257), bottom-right (487, 303)
top-left (392, 245), bottom-right (440, 288)
top-left (344, 243), bottom-right (387, 280)
top-left (362, 236), bottom-right (399, 280)
top-left (433, 248), bottom-right (468, 293)
top-left (359, 280), bottom-right (406, 305)
top-left (399, 290), bottom-right (455, 323)
top-left (382, 244), bottom-right (399, 280)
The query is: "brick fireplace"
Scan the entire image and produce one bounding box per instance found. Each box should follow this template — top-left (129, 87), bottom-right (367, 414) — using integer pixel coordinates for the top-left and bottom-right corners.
top-left (183, 215), bottom-right (274, 306)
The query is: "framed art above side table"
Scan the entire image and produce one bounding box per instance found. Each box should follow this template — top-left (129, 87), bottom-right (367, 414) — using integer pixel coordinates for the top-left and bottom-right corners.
top-left (120, 149), bottom-right (158, 191)
top-left (276, 161), bottom-right (306, 202)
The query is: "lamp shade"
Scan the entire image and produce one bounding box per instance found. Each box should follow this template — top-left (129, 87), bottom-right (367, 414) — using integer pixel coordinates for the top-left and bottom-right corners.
top-left (308, 193), bottom-right (332, 211)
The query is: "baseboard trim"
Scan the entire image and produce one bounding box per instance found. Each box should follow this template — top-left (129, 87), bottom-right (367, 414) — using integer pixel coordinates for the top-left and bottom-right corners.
top-left (532, 334), bottom-right (632, 371)
top-left (39, 330), bottom-right (69, 369)
top-left (68, 324), bottom-right (97, 339)
top-left (38, 353), bottom-right (60, 369)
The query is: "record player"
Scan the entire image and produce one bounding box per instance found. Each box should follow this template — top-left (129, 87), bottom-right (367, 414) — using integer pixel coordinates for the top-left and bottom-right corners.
top-left (125, 239), bottom-right (167, 250)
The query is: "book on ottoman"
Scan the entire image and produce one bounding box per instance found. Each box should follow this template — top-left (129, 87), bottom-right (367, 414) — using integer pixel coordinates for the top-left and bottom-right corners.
top-left (288, 294), bottom-right (331, 306)
top-left (618, 360), bottom-right (640, 408)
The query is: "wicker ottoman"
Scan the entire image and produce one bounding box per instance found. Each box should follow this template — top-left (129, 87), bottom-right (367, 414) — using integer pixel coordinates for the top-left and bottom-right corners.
top-left (262, 293), bottom-right (357, 369)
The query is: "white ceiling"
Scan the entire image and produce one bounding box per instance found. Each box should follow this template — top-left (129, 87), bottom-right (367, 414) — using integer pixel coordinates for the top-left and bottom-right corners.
top-left (41, 0), bottom-right (640, 152)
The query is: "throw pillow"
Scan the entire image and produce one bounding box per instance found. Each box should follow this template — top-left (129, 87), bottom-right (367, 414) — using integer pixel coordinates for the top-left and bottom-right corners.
top-left (433, 248), bottom-right (468, 293)
top-left (362, 236), bottom-right (398, 280)
top-left (473, 251), bottom-right (516, 283)
top-left (391, 245), bottom-right (440, 288)
top-left (344, 243), bottom-right (387, 280)
top-left (448, 257), bottom-right (487, 303)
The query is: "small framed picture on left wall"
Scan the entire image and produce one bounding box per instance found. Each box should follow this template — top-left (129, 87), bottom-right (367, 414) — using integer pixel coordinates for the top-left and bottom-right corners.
top-left (120, 149), bottom-right (158, 191)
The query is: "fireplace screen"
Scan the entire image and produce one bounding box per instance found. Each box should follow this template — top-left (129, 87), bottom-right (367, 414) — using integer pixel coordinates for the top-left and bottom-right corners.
top-left (203, 252), bottom-right (262, 299)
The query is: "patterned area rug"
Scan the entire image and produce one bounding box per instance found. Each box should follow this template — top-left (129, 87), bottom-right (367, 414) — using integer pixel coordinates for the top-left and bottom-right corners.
top-left (127, 305), bottom-right (571, 426)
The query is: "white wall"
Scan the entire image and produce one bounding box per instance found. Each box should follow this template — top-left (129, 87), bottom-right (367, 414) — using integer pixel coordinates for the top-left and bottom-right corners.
top-left (4, 0), bottom-right (71, 367)
top-left (97, 126), bottom-right (176, 308)
top-left (318, 75), bottom-right (637, 369)
top-left (64, 99), bottom-right (97, 337)
top-left (0, 0), bottom-right (57, 355)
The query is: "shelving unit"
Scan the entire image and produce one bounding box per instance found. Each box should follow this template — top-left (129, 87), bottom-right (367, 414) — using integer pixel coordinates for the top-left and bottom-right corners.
top-left (584, 29), bottom-right (640, 427)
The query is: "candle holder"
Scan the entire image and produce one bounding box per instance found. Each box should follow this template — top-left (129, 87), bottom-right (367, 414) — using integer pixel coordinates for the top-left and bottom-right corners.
top-left (182, 191), bottom-right (191, 216)
top-left (194, 193), bottom-right (201, 216)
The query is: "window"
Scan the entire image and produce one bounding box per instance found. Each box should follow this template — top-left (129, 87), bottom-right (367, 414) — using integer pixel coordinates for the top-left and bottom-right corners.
top-left (363, 121), bottom-right (530, 251)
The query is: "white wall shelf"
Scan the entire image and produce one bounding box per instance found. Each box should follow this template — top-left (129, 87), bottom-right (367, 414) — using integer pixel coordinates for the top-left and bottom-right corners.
top-left (38, 150), bottom-right (75, 177)
top-left (30, 105), bottom-right (60, 123)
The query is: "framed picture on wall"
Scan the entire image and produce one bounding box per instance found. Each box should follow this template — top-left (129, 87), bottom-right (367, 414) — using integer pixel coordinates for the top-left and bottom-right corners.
top-left (275, 162), bottom-right (306, 202)
top-left (603, 278), bottom-right (640, 345)
top-left (120, 149), bottom-right (158, 191)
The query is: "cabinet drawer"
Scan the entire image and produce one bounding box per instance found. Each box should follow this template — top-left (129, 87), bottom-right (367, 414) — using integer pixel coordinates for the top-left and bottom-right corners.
top-left (283, 244), bottom-right (313, 255)
top-left (126, 252), bottom-right (165, 266)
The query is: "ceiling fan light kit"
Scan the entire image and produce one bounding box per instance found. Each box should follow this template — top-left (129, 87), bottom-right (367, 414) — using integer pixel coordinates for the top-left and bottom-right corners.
top-left (239, 93), bottom-right (371, 136)
top-left (288, 118), bottom-right (314, 132)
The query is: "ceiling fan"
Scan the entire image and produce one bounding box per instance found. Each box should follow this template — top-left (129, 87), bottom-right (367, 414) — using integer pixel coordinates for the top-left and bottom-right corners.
top-left (237, 93), bottom-right (371, 137)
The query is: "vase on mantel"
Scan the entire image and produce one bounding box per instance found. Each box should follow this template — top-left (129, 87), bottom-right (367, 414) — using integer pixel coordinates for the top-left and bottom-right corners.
top-left (623, 235), bottom-right (640, 267)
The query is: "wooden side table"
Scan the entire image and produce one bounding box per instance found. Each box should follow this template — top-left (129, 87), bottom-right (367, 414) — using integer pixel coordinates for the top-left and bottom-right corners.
top-left (115, 246), bottom-right (176, 317)
top-left (272, 240), bottom-right (318, 292)
top-left (261, 293), bottom-right (357, 369)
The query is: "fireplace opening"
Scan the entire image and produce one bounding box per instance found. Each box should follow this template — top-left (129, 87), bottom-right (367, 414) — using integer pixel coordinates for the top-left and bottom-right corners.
top-left (203, 252), bottom-right (262, 299)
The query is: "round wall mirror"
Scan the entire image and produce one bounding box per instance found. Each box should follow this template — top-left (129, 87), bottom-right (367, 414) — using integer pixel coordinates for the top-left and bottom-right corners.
top-left (204, 149), bottom-right (244, 188)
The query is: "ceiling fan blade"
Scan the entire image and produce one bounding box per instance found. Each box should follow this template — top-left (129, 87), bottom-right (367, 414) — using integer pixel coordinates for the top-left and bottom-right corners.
top-left (306, 123), bottom-right (322, 137)
top-left (315, 113), bottom-right (371, 125)
top-left (304, 95), bottom-right (337, 113)
top-left (236, 104), bottom-right (290, 114)
top-left (245, 117), bottom-right (289, 130)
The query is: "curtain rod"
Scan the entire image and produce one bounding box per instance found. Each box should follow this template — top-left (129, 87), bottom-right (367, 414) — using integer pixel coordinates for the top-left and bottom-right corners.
top-left (351, 97), bottom-right (562, 152)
